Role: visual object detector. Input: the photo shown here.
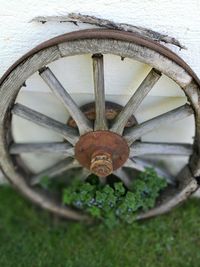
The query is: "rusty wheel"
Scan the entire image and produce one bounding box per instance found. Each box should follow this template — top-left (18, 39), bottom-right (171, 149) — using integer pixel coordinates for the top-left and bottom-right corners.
top-left (0, 29), bottom-right (199, 221)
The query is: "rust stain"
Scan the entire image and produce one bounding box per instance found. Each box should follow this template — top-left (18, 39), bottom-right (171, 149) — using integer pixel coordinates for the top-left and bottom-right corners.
top-left (75, 130), bottom-right (129, 176)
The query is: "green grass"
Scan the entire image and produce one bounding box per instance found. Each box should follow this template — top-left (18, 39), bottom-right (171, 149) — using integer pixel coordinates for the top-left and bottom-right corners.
top-left (0, 186), bottom-right (200, 267)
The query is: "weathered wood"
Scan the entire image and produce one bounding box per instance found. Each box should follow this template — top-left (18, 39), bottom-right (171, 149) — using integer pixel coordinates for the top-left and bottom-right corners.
top-left (183, 81), bottom-right (200, 176)
top-left (0, 28), bottom-right (197, 221)
top-left (0, 150), bottom-right (87, 220)
top-left (98, 176), bottom-right (107, 185)
top-left (136, 166), bottom-right (198, 220)
top-left (39, 67), bottom-right (92, 135)
top-left (130, 141), bottom-right (193, 157)
top-left (58, 39), bottom-right (191, 87)
top-left (0, 47), bottom-right (61, 121)
top-left (80, 168), bottom-right (91, 181)
top-left (92, 54), bottom-right (108, 130)
top-left (67, 167), bottom-right (91, 181)
top-left (123, 158), bottom-right (145, 171)
top-left (125, 104), bottom-right (193, 145)
top-left (111, 68), bottom-right (161, 134)
top-left (12, 103), bottom-right (79, 145)
top-left (113, 168), bottom-right (133, 188)
top-left (9, 142), bottom-right (74, 156)
top-left (31, 13), bottom-right (186, 49)
top-left (31, 158), bottom-right (81, 185)
top-left (132, 158), bottom-right (175, 184)
top-left (123, 157), bottom-right (174, 184)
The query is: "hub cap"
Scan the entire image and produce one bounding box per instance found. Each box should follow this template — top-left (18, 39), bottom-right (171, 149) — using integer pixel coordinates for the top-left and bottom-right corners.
top-left (75, 131), bottom-right (130, 176)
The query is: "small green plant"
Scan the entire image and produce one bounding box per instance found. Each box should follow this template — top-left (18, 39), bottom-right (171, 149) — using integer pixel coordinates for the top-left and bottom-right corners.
top-left (62, 168), bottom-right (167, 227)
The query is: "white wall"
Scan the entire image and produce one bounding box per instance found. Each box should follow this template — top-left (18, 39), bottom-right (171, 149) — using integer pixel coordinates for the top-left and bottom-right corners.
top-left (0, 0), bottom-right (199, 179)
top-left (0, 0), bottom-right (200, 77)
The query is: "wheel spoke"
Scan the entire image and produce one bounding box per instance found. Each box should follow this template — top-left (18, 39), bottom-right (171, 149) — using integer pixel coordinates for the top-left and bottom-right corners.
top-left (113, 168), bottom-right (132, 188)
top-left (92, 54), bottom-right (108, 130)
top-left (9, 142), bottom-right (74, 156)
top-left (132, 158), bottom-right (175, 185)
top-left (111, 69), bottom-right (161, 134)
top-left (124, 104), bottom-right (193, 145)
top-left (123, 158), bottom-right (145, 171)
top-left (80, 168), bottom-right (91, 181)
top-left (30, 158), bottom-right (81, 185)
top-left (130, 141), bottom-right (193, 157)
top-left (12, 103), bottom-right (79, 145)
top-left (39, 67), bottom-right (92, 135)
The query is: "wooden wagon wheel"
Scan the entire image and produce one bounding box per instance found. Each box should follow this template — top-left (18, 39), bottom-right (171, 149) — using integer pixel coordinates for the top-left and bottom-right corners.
top-left (0, 29), bottom-right (199, 221)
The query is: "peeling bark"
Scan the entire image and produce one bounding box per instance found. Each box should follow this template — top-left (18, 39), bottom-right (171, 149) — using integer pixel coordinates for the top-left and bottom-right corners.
top-left (31, 13), bottom-right (186, 50)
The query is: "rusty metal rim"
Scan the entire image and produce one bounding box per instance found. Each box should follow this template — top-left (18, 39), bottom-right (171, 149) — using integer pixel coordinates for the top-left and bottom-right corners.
top-left (0, 28), bottom-right (200, 87)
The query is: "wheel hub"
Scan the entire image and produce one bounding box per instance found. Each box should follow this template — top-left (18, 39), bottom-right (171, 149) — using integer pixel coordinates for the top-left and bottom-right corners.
top-left (67, 101), bottom-right (137, 128)
top-left (90, 152), bottom-right (113, 177)
top-left (75, 131), bottom-right (129, 176)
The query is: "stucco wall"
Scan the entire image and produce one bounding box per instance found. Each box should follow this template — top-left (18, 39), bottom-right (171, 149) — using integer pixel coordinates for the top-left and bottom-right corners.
top-left (0, 0), bottom-right (200, 77)
top-left (0, 0), bottom-right (200, 186)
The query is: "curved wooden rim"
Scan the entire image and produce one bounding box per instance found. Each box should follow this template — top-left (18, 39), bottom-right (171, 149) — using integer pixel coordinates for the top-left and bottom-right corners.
top-left (0, 28), bottom-right (199, 221)
top-left (1, 29), bottom-right (200, 87)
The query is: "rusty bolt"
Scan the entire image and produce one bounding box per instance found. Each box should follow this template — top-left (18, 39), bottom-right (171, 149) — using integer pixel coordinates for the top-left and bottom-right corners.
top-left (90, 152), bottom-right (113, 177)
top-left (75, 131), bottom-right (129, 173)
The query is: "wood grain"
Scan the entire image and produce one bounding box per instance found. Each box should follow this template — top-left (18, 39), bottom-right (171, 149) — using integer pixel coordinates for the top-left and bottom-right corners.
top-left (0, 29), bottom-right (197, 220)
top-left (136, 166), bottom-right (198, 219)
top-left (113, 168), bottom-right (133, 188)
top-left (58, 39), bottom-right (192, 87)
top-left (111, 68), bottom-right (161, 134)
top-left (31, 13), bottom-right (186, 49)
top-left (31, 158), bottom-right (81, 185)
top-left (12, 103), bottom-right (79, 145)
top-left (125, 104), bottom-right (193, 145)
top-left (39, 67), bottom-right (92, 135)
top-left (123, 158), bottom-right (145, 171)
top-left (130, 141), bottom-right (193, 157)
top-left (92, 54), bottom-right (108, 130)
top-left (9, 142), bottom-right (74, 156)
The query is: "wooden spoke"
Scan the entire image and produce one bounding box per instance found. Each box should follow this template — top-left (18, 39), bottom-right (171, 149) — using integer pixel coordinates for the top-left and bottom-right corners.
top-left (12, 103), bottom-right (79, 145)
top-left (80, 168), bottom-right (91, 181)
top-left (92, 54), bottom-right (108, 130)
top-left (113, 168), bottom-right (132, 188)
top-left (124, 104), bottom-right (193, 146)
top-left (120, 157), bottom-right (175, 185)
top-left (136, 166), bottom-right (197, 220)
top-left (132, 158), bottom-right (175, 184)
top-left (98, 176), bottom-right (107, 185)
top-left (39, 67), bottom-right (92, 135)
top-left (68, 168), bottom-right (91, 182)
top-left (9, 142), bottom-right (74, 156)
top-left (31, 158), bottom-right (81, 185)
top-left (123, 158), bottom-right (145, 171)
top-left (130, 141), bottom-right (193, 157)
top-left (111, 69), bottom-right (161, 134)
